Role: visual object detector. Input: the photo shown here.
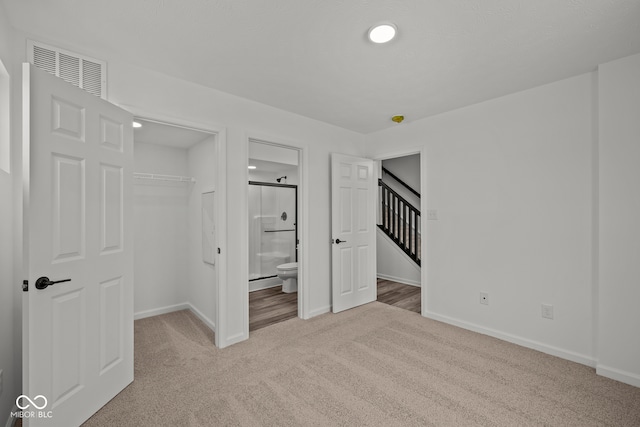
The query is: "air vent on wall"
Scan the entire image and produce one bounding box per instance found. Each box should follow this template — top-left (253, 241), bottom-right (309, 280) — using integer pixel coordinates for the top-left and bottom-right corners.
top-left (27, 40), bottom-right (107, 99)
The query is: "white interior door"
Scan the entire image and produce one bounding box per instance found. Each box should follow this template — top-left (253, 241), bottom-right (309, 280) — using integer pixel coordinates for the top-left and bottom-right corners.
top-left (331, 153), bottom-right (376, 313)
top-left (22, 64), bottom-right (134, 426)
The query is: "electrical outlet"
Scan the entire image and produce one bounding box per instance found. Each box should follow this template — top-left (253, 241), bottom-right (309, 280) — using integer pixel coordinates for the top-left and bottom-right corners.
top-left (541, 304), bottom-right (554, 319)
top-left (480, 292), bottom-right (489, 305)
top-left (427, 209), bottom-right (438, 220)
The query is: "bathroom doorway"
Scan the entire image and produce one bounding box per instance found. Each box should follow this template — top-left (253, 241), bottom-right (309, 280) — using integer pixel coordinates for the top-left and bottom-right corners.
top-left (247, 140), bottom-right (302, 331)
top-left (248, 181), bottom-right (297, 286)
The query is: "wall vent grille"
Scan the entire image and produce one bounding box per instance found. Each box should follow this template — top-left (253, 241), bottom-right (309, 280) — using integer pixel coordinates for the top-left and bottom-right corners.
top-left (28, 40), bottom-right (107, 99)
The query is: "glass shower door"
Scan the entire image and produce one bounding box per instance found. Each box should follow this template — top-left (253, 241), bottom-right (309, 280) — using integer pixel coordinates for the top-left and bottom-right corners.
top-left (248, 183), bottom-right (297, 281)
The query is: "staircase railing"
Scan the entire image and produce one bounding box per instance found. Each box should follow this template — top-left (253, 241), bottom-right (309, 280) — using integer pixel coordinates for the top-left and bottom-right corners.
top-left (382, 167), bottom-right (420, 199)
top-left (378, 179), bottom-right (421, 266)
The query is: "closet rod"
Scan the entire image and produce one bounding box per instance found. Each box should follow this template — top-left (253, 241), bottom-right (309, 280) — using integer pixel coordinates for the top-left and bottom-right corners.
top-left (133, 172), bottom-right (196, 183)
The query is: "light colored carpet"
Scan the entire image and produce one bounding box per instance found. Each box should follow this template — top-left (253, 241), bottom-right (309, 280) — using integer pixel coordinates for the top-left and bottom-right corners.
top-left (83, 303), bottom-right (640, 426)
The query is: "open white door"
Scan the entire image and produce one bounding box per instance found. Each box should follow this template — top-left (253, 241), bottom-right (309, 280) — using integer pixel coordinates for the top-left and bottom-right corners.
top-left (331, 153), bottom-right (376, 313)
top-left (22, 64), bottom-right (133, 426)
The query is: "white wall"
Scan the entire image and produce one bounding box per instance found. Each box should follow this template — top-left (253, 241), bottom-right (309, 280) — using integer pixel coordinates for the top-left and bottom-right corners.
top-left (249, 166), bottom-right (299, 185)
top-left (133, 142), bottom-right (190, 316)
top-left (100, 59), bottom-right (363, 346)
top-left (381, 154), bottom-right (421, 208)
top-left (249, 142), bottom-right (298, 166)
top-left (382, 155), bottom-right (421, 193)
top-left (597, 53), bottom-right (640, 387)
top-left (376, 229), bottom-right (421, 286)
top-left (366, 73), bottom-right (595, 366)
top-left (0, 5), bottom-right (18, 424)
top-left (187, 135), bottom-right (217, 330)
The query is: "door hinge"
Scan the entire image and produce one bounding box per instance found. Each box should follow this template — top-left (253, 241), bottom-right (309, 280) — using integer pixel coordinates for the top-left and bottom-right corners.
top-left (217, 248), bottom-right (221, 254)
top-left (22, 280), bottom-right (28, 292)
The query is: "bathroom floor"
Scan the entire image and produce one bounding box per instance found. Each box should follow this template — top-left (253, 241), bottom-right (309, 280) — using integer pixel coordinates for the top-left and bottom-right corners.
top-left (249, 285), bottom-right (298, 332)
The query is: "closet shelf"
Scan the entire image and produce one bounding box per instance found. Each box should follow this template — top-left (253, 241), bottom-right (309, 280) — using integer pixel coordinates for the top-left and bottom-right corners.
top-left (133, 172), bottom-right (196, 183)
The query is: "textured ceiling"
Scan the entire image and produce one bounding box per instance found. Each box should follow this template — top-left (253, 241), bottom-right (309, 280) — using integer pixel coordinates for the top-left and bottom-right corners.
top-left (3, 0), bottom-right (640, 134)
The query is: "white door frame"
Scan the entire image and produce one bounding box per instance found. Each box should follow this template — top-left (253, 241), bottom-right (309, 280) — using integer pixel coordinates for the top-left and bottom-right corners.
top-left (118, 105), bottom-right (228, 346)
top-left (371, 147), bottom-right (426, 316)
top-left (244, 134), bottom-right (309, 324)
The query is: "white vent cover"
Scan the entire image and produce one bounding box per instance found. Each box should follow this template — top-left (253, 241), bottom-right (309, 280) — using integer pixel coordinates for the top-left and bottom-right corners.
top-left (27, 40), bottom-right (107, 99)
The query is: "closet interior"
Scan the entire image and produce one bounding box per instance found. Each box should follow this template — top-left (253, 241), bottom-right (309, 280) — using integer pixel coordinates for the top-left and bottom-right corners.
top-left (133, 118), bottom-right (217, 332)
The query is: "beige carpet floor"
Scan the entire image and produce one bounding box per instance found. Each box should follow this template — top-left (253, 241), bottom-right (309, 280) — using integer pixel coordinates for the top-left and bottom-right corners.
top-left (83, 303), bottom-right (640, 426)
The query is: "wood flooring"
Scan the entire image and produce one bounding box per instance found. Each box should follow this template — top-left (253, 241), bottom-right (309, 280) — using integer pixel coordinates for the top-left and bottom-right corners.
top-left (249, 285), bottom-right (298, 332)
top-left (249, 279), bottom-right (420, 333)
top-left (376, 278), bottom-right (421, 313)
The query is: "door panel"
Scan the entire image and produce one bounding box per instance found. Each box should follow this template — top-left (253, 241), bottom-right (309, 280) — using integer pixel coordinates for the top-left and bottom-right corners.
top-left (357, 245), bottom-right (370, 290)
top-left (340, 247), bottom-right (353, 295)
top-left (23, 63), bottom-right (133, 427)
top-left (52, 154), bottom-right (86, 262)
top-left (100, 164), bottom-right (123, 253)
top-left (331, 153), bottom-right (376, 313)
top-left (51, 96), bottom-right (85, 140)
top-left (99, 277), bottom-right (123, 374)
top-left (51, 289), bottom-right (84, 405)
top-left (339, 187), bottom-right (352, 232)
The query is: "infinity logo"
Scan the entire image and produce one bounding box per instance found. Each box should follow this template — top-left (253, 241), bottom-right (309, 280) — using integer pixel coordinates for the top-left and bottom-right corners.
top-left (16, 395), bottom-right (48, 410)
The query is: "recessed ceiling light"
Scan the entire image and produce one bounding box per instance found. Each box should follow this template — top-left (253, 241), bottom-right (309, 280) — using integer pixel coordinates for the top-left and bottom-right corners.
top-left (368, 23), bottom-right (397, 44)
top-left (248, 165), bottom-right (257, 169)
top-left (133, 121), bottom-right (142, 128)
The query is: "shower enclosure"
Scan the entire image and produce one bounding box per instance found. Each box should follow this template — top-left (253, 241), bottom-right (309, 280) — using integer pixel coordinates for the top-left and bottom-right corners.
top-left (248, 181), bottom-right (297, 282)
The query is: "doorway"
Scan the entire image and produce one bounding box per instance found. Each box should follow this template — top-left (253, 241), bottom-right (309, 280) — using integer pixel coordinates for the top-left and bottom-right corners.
top-left (132, 118), bottom-right (219, 335)
top-left (247, 139), bottom-right (303, 331)
top-left (374, 152), bottom-right (423, 314)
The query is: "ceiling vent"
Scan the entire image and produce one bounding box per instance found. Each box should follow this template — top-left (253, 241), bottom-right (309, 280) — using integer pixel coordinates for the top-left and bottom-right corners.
top-left (27, 40), bottom-right (107, 99)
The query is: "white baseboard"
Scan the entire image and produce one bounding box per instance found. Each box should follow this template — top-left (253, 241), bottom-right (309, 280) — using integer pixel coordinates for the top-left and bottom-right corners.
top-left (134, 302), bottom-right (215, 332)
top-left (308, 305), bottom-right (331, 318)
top-left (424, 310), bottom-right (596, 368)
top-left (134, 303), bottom-right (190, 320)
top-left (249, 277), bottom-right (282, 292)
top-left (5, 404), bottom-right (17, 427)
top-left (220, 332), bottom-right (248, 348)
top-left (596, 364), bottom-right (640, 388)
top-left (377, 273), bottom-right (421, 287)
top-left (187, 302), bottom-right (215, 332)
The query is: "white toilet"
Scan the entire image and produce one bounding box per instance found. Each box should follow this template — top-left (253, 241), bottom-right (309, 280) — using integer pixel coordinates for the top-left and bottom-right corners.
top-left (276, 262), bottom-right (298, 293)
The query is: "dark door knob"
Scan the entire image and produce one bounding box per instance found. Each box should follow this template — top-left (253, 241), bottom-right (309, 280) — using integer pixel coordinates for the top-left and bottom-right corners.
top-left (335, 238), bottom-right (347, 244)
top-left (35, 276), bottom-right (71, 290)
